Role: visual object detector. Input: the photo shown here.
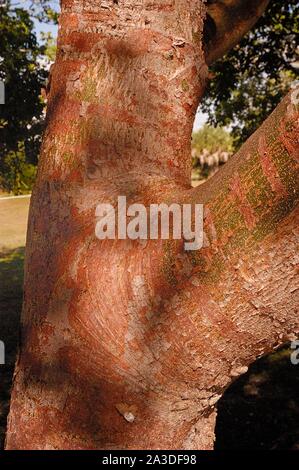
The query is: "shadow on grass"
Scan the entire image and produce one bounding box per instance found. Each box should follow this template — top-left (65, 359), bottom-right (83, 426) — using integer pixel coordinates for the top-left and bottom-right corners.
top-left (216, 345), bottom-right (299, 449)
top-left (0, 247), bottom-right (24, 449)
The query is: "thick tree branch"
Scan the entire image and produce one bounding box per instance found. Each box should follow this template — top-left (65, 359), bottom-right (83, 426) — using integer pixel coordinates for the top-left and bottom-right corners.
top-left (204, 0), bottom-right (270, 64)
top-left (188, 87), bottom-right (299, 372)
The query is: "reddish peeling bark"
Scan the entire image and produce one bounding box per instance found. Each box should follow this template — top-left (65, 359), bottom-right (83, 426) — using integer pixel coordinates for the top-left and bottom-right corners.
top-left (6, 0), bottom-right (299, 450)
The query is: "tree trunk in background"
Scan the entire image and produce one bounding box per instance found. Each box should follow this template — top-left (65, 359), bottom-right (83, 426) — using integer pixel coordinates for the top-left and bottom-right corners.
top-left (6, 0), bottom-right (299, 449)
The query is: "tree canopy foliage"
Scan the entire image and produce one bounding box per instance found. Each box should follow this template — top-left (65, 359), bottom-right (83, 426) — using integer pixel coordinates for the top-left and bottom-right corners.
top-left (0, 1), bottom-right (57, 193)
top-left (201, 0), bottom-right (299, 148)
top-left (192, 125), bottom-right (234, 155)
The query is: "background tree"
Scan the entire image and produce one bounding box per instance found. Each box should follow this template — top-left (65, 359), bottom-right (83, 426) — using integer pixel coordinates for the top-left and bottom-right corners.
top-left (0, 1), bottom-right (57, 193)
top-left (202, 0), bottom-right (299, 148)
top-left (192, 125), bottom-right (233, 181)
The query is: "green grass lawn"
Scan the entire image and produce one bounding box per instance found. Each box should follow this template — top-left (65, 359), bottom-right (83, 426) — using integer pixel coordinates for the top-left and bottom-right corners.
top-left (0, 196), bottom-right (28, 447)
top-left (0, 196), bottom-right (30, 251)
top-left (0, 247), bottom-right (24, 448)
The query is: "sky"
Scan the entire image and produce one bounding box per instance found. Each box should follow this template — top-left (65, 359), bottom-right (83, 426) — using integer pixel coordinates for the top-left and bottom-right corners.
top-left (12, 0), bottom-right (58, 38)
top-left (21, 0), bottom-right (207, 130)
top-left (193, 111), bottom-right (208, 130)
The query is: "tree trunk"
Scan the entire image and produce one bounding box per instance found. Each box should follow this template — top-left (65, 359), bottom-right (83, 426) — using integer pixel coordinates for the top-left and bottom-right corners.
top-left (6, 0), bottom-right (299, 450)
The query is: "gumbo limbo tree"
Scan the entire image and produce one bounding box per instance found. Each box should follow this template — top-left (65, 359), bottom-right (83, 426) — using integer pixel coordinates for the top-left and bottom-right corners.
top-left (6, 0), bottom-right (299, 449)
